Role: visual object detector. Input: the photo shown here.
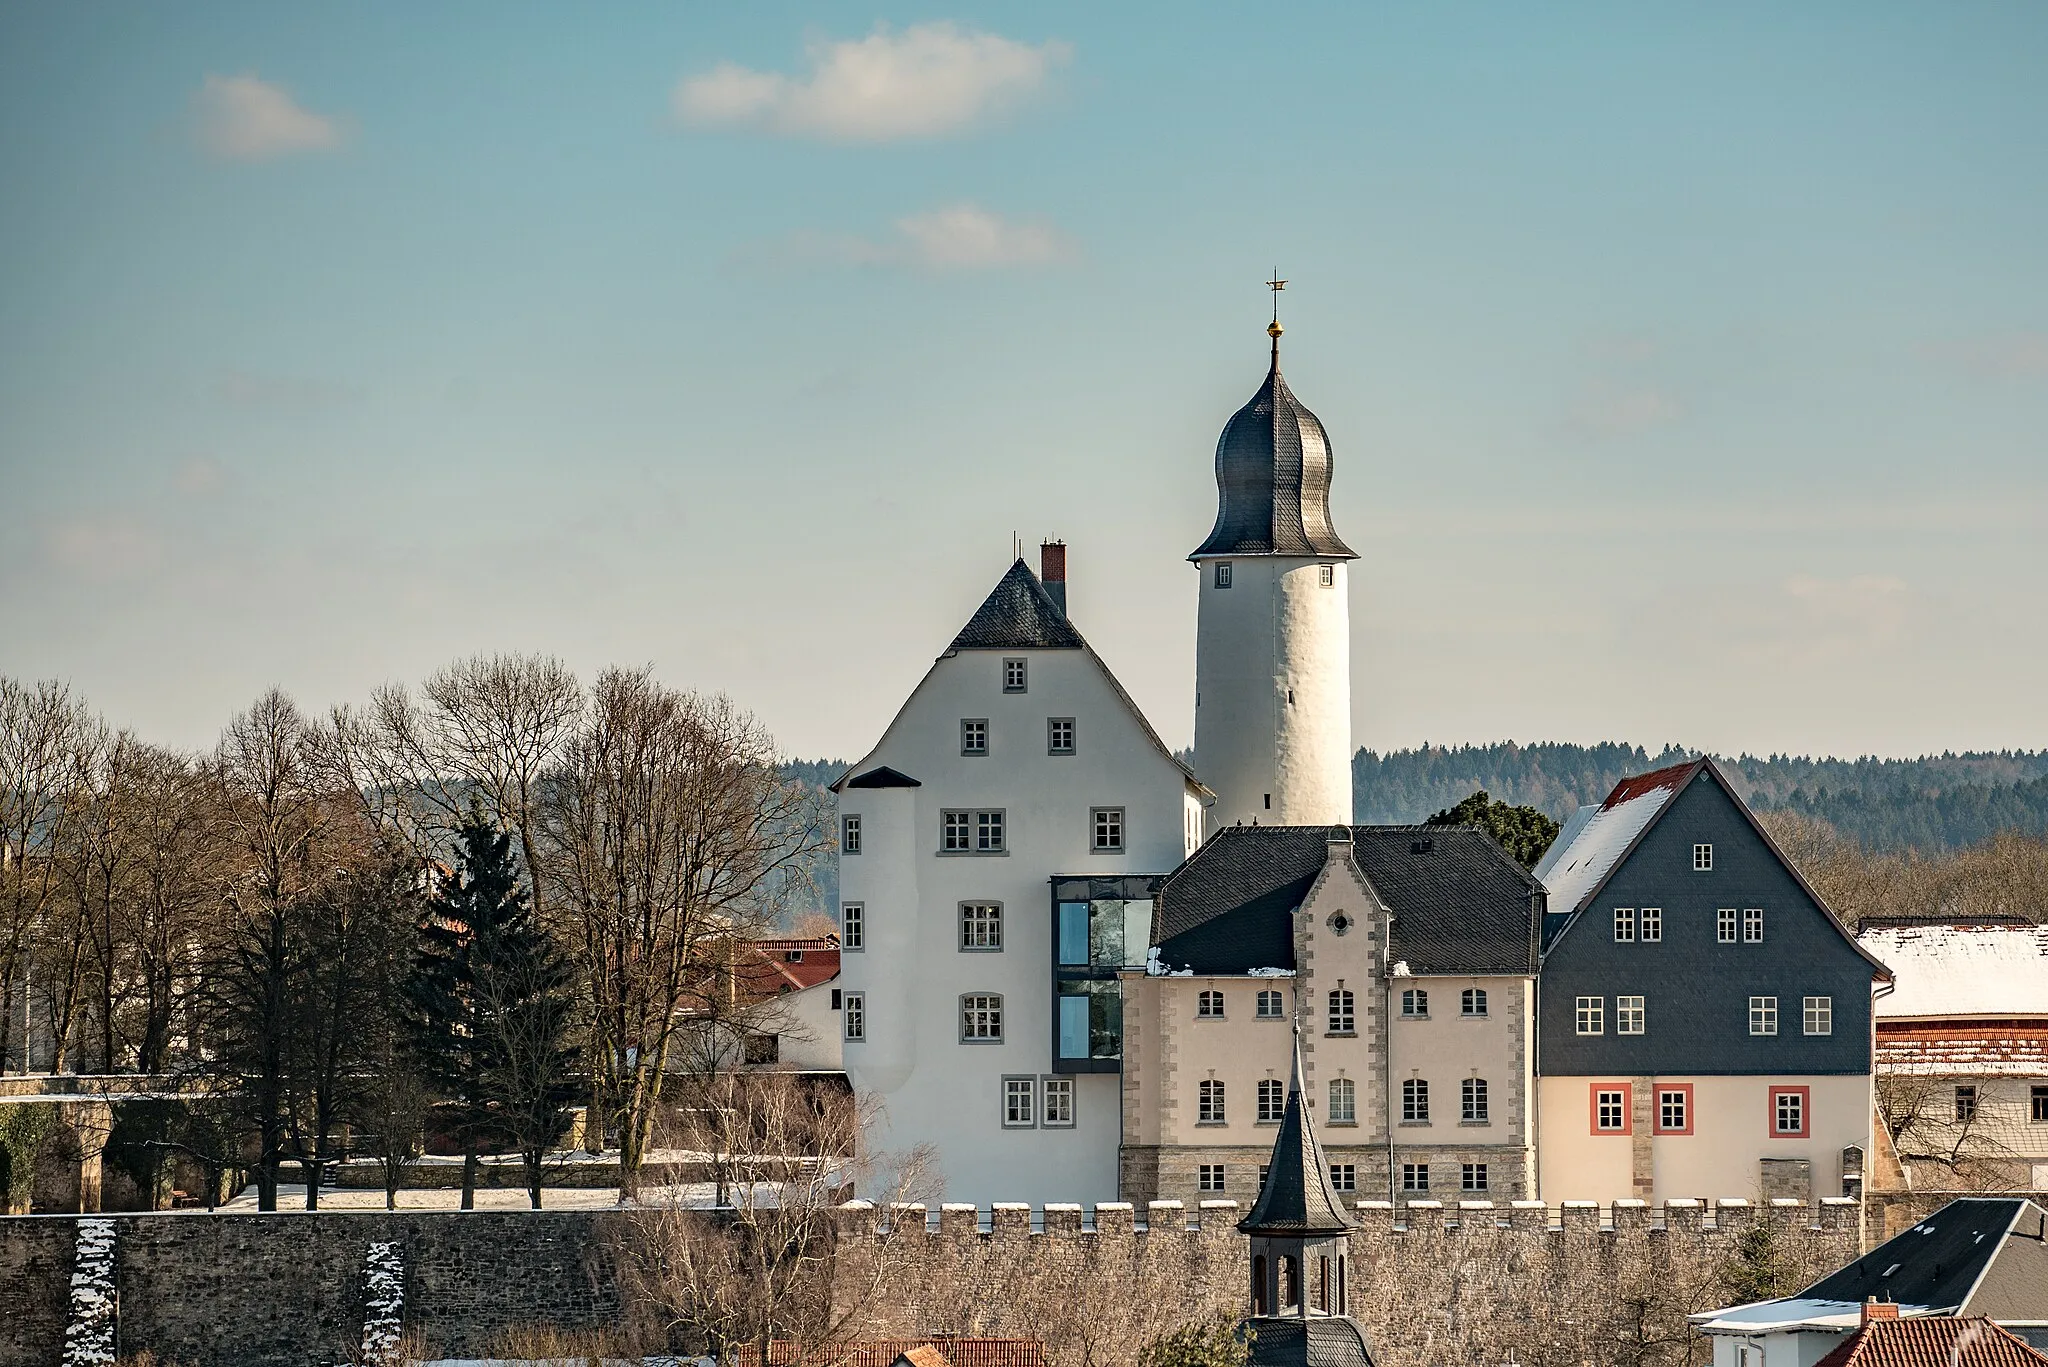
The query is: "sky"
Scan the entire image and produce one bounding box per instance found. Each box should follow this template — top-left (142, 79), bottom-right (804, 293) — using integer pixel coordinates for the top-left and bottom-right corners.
top-left (2, 3), bottom-right (2045, 765)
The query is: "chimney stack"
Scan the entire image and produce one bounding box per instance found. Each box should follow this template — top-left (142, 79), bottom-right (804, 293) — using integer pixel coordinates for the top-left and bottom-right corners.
top-left (1040, 541), bottom-right (1067, 615)
top-left (1862, 1299), bottom-right (1898, 1326)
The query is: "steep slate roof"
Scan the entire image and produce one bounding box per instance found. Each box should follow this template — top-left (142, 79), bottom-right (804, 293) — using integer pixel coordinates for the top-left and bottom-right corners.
top-left (1812, 1319), bottom-right (2048, 1367)
top-left (1151, 825), bottom-right (1540, 976)
top-left (1245, 1317), bottom-right (1377, 1367)
top-left (1241, 1035), bottom-right (1355, 1237)
top-left (833, 765), bottom-right (922, 792)
top-left (1189, 341), bottom-right (1356, 561)
top-left (948, 559), bottom-right (1086, 650)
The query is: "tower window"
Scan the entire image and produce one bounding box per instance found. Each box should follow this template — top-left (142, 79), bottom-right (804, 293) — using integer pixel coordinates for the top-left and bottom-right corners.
top-left (842, 993), bottom-right (865, 1041)
top-left (1003, 658), bottom-right (1028, 693)
top-left (841, 813), bottom-right (861, 856)
top-left (1264, 793), bottom-right (1271, 810)
top-left (1215, 562), bottom-right (1232, 588)
top-left (1319, 564), bottom-right (1334, 587)
top-left (841, 902), bottom-right (864, 952)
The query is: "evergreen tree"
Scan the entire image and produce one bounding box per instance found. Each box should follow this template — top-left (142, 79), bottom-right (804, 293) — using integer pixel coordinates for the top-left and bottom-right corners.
top-left (1425, 788), bottom-right (1564, 868)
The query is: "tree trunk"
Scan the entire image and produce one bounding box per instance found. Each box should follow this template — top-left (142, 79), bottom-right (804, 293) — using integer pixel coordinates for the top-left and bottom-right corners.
top-left (524, 1146), bottom-right (543, 1209)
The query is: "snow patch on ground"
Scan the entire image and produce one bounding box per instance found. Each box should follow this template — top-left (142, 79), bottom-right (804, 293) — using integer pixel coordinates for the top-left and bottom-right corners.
top-left (62, 1217), bottom-right (117, 1367)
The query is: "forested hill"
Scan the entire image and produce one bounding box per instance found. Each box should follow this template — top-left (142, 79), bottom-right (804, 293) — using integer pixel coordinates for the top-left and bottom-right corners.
top-left (1354, 743), bottom-right (2048, 854)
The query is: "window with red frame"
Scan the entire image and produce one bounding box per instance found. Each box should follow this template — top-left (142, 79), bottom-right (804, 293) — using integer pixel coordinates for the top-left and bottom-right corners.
top-left (1770, 1087), bottom-right (1810, 1138)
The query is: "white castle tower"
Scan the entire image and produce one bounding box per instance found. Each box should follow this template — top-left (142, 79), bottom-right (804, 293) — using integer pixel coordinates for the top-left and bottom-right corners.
top-left (1191, 310), bottom-right (1356, 832)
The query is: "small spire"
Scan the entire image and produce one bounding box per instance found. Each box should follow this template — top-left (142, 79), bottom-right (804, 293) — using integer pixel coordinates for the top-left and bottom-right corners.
top-left (1267, 272), bottom-right (1287, 368)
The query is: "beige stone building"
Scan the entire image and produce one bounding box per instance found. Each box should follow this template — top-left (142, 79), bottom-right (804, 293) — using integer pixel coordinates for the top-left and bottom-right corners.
top-left (1120, 824), bottom-right (1543, 1206)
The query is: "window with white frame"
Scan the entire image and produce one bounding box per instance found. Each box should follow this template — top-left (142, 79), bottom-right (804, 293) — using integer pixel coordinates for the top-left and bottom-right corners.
top-left (1197, 989), bottom-right (1225, 1019)
top-left (1319, 564), bottom-right (1335, 587)
top-left (843, 992), bottom-right (865, 1041)
top-left (1401, 1163), bottom-right (1430, 1192)
top-left (1199, 1078), bottom-right (1226, 1124)
top-left (1003, 1076), bottom-right (1035, 1127)
top-left (1003, 658), bottom-right (1027, 693)
top-left (1774, 1090), bottom-right (1806, 1136)
top-left (1595, 1088), bottom-right (1626, 1131)
top-left (1256, 989), bottom-right (1285, 1018)
top-left (1804, 996), bottom-right (1833, 1036)
top-left (942, 809), bottom-right (1006, 853)
top-left (1330, 1163), bottom-right (1356, 1191)
top-left (1328, 1076), bottom-right (1356, 1123)
top-left (1401, 988), bottom-right (1428, 1018)
top-left (1402, 1077), bottom-right (1430, 1123)
top-left (1576, 996), bottom-right (1604, 1035)
top-left (1659, 1089), bottom-right (1688, 1132)
top-left (960, 993), bottom-right (1003, 1042)
top-left (841, 902), bottom-right (864, 951)
top-left (1091, 807), bottom-right (1125, 853)
top-left (1463, 1076), bottom-right (1489, 1123)
top-left (1694, 843), bottom-right (1713, 871)
top-left (960, 719), bottom-right (988, 756)
top-left (1617, 995), bottom-right (1646, 1035)
top-left (1744, 908), bottom-right (1764, 943)
top-left (1042, 1077), bottom-right (1076, 1127)
top-left (1750, 996), bottom-right (1778, 1036)
top-left (1462, 1163), bottom-right (1489, 1192)
top-left (1641, 908), bottom-right (1662, 942)
top-left (1198, 1163), bottom-right (1225, 1192)
top-left (1048, 718), bottom-right (1075, 755)
top-left (1614, 907), bottom-right (1635, 942)
top-left (1718, 908), bottom-right (1738, 943)
top-left (1462, 988), bottom-right (1488, 1017)
top-left (1258, 1078), bottom-right (1285, 1123)
top-left (1328, 988), bottom-right (1356, 1034)
top-left (1215, 562), bottom-right (1233, 588)
top-left (959, 902), bottom-right (1002, 950)
top-left (841, 813), bottom-right (861, 855)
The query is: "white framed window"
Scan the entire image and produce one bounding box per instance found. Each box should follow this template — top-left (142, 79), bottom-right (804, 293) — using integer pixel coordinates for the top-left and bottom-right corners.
top-left (843, 992), bottom-right (865, 1041)
top-left (959, 902), bottom-right (1003, 950)
top-left (1318, 564), bottom-right (1335, 587)
top-left (1003, 1076), bottom-right (1036, 1127)
top-left (1744, 908), bottom-right (1764, 943)
top-left (1694, 843), bottom-right (1714, 871)
top-left (1461, 1163), bottom-right (1488, 1193)
top-left (1198, 1078), bottom-right (1226, 1124)
top-left (1614, 907), bottom-right (1635, 942)
top-left (1330, 1163), bottom-right (1356, 1192)
top-left (1617, 995), bottom-right (1646, 1035)
top-left (841, 902), bottom-right (864, 951)
top-left (1401, 1163), bottom-right (1430, 1193)
top-left (841, 813), bottom-right (861, 855)
top-left (1401, 988), bottom-right (1428, 1018)
top-left (1641, 908), bottom-right (1662, 942)
top-left (1576, 996), bottom-right (1604, 1035)
top-left (1328, 988), bottom-right (1356, 1034)
top-left (1258, 1078), bottom-right (1285, 1123)
top-left (1718, 908), bottom-right (1738, 943)
top-left (1402, 1077), bottom-right (1430, 1123)
top-left (1196, 989), bottom-right (1225, 1019)
top-left (1750, 996), bottom-right (1778, 1036)
top-left (1328, 1077), bottom-right (1356, 1123)
top-left (1091, 807), bottom-right (1125, 853)
top-left (942, 809), bottom-right (1006, 853)
top-left (1461, 988), bottom-right (1488, 1017)
top-left (1595, 1089), bottom-right (1627, 1132)
top-left (1659, 1088), bottom-right (1689, 1133)
top-left (1774, 1089), bottom-right (1806, 1136)
top-left (1042, 1076), bottom-right (1076, 1127)
top-left (1215, 562), bottom-right (1233, 588)
top-left (1003, 658), bottom-right (1028, 693)
top-left (960, 718), bottom-right (989, 756)
top-left (961, 993), bottom-right (1003, 1042)
top-left (1256, 989), bottom-right (1285, 1018)
top-left (1804, 996), bottom-right (1833, 1035)
top-left (1198, 1163), bottom-right (1225, 1192)
top-left (1463, 1076), bottom-right (1489, 1123)
top-left (1048, 718), bottom-right (1076, 754)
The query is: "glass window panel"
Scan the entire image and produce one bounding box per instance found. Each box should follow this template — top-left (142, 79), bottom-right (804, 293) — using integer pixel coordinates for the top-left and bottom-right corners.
top-left (1058, 994), bottom-right (1090, 1059)
top-left (1057, 903), bottom-right (1090, 966)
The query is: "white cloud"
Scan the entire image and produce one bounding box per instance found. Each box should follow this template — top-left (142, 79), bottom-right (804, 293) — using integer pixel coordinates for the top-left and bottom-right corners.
top-left (192, 74), bottom-right (345, 161)
top-left (741, 204), bottom-right (1075, 272)
top-left (675, 23), bottom-right (1069, 141)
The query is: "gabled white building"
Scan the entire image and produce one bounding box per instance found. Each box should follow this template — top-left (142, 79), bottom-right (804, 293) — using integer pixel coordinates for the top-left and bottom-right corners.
top-left (832, 546), bottom-right (1208, 1204)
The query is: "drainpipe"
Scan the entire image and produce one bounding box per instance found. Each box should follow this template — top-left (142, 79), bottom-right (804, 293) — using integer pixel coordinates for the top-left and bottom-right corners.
top-left (1384, 912), bottom-right (1397, 1206)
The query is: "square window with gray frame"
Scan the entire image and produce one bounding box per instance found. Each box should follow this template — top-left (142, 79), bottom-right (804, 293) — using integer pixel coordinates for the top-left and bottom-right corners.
top-left (1401, 1163), bottom-right (1430, 1192)
top-left (1462, 1163), bottom-right (1488, 1192)
top-left (1401, 988), bottom-right (1428, 1018)
top-left (1695, 843), bottom-right (1714, 870)
top-left (1091, 807), bottom-right (1124, 852)
top-left (1042, 1076), bottom-right (1075, 1127)
top-left (841, 902), bottom-right (864, 952)
top-left (959, 902), bottom-right (1002, 951)
top-left (961, 719), bottom-right (989, 756)
top-left (843, 992), bottom-right (865, 1041)
top-left (841, 813), bottom-right (861, 855)
top-left (1462, 988), bottom-right (1488, 1017)
top-left (1803, 996), bottom-right (1832, 1035)
top-left (942, 809), bottom-right (1006, 852)
top-left (1215, 562), bottom-right (1232, 588)
top-left (1197, 989), bottom-right (1225, 1019)
top-left (1048, 718), bottom-right (1076, 755)
top-left (1198, 1163), bottom-right (1225, 1193)
top-left (1003, 1076), bottom-right (1035, 1127)
top-left (1003, 658), bottom-right (1027, 693)
top-left (961, 994), bottom-right (1003, 1042)
top-left (1749, 996), bottom-right (1778, 1035)
top-left (1330, 1163), bottom-right (1355, 1191)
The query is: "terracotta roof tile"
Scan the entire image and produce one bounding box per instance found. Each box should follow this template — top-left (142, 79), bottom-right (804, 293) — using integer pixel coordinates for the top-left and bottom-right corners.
top-left (1813, 1317), bottom-right (2048, 1367)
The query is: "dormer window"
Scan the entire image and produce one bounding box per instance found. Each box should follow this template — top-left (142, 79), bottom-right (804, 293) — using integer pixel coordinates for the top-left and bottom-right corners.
top-left (1003, 658), bottom-right (1028, 693)
top-left (1215, 562), bottom-right (1233, 588)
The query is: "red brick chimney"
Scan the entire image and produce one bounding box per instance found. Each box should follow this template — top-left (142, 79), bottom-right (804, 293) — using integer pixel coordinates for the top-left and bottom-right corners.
top-left (1862, 1299), bottom-right (1898, 1325)
top-left (1040, 541), bottom-right (1067, 615)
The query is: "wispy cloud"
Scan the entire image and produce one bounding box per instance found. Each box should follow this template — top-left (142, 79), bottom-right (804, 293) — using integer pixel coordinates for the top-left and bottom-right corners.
top-left (675, 23), bottom-right (1069, 142)
top-left (191, 74), bottom-right (345, 162)
top-left (742, 203), bottom-right (1075, 273)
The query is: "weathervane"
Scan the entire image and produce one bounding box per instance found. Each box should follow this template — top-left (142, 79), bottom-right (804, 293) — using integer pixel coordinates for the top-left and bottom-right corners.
top-left (1267, 271), bottom-right (1287, 358)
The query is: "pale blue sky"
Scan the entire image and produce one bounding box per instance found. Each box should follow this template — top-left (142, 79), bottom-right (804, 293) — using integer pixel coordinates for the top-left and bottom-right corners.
top-left (3, 3), bottom-right (2044, 762)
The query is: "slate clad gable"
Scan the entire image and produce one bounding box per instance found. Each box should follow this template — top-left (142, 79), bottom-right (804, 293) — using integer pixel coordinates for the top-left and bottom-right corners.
top-left (948, 559), bottom-right (1086, 651)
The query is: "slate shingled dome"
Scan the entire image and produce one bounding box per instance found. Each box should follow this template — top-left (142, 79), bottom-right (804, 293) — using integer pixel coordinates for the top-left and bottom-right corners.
top-left (1190, 347), bottom-right (1356, 560)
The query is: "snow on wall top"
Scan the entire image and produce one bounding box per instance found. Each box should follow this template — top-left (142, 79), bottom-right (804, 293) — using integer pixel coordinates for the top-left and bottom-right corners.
top-left (1539, 761), bottom-right (1699, 916)
top-left (1858, 924), bottom-right (2048, 1019)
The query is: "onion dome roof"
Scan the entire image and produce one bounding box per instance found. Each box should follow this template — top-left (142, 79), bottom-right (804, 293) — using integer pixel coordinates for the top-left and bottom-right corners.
top-left (1190, 335), bottom-right (1356, 561)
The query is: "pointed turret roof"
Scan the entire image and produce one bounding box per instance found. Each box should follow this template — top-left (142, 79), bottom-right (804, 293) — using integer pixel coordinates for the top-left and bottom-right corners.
top-left (1190, 335), bottom-right (1356, 561)
top-left (948, 559), bottom-right (1086, 651)
top-left (1239, 1029), bottom-right (1356, 1237)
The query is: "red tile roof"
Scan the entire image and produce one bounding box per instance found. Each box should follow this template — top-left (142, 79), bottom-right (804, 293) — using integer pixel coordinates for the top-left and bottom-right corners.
top-left (736, 1340), bottom-right (1044, 1367)
top-left (1875, 1022), bottom-right (2048, 1075)
top-left (736, 936), bottom-right (841, 995)
top-left (1812, 1317), bottom-right (2048, 1367)
top-left (1601, 759), bottom-right (1703, 809)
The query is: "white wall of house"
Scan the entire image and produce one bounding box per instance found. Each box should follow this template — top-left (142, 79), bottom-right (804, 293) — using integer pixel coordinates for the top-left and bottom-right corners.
top-left (775, 979), bottom-right (844, 1072)
top-left (837, 640), bottom-right (1199, 1206)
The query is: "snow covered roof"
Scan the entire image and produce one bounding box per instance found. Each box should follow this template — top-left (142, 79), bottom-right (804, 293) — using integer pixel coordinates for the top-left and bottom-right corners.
top-left (1531, 804), bottom-right (1597, 884)
top-left (1538, 760), bottom-right (1701, 916)
top-left (1859, 925), bottom-right (2048, 1020)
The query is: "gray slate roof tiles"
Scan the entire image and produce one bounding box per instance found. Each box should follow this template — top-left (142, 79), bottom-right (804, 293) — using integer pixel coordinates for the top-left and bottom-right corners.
top-left (948, 559), bottom-right (1086, 651)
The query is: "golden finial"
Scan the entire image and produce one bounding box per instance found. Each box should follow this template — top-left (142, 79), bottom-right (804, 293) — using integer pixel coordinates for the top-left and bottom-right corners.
top-left (1267, 272), bottom-right (1287, 359)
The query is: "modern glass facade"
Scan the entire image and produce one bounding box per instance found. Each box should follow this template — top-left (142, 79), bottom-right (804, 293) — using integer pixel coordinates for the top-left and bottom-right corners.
top-left (1050, 874), bottom-right (1164, 1073)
